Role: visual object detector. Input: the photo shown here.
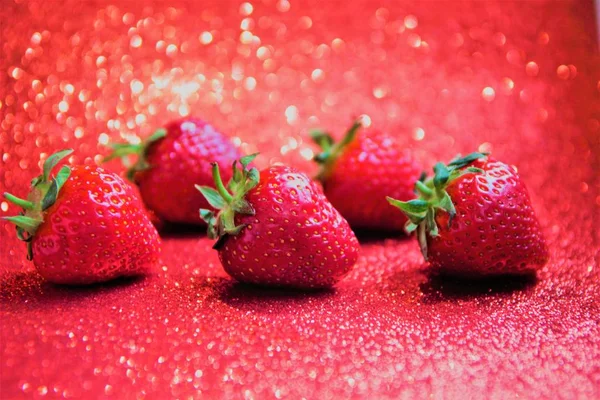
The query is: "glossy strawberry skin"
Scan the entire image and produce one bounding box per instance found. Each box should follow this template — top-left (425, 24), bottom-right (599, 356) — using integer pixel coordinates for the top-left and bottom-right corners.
top-left (218, 166), bottom-right (360, 289)
top-left (137, 118), bottom-right (241, 224)
top-left (323, 130), bottom-right (422, 231)
top-left (428, 158), bottom-right (549, 276)
top-left (32, 166), bottom-right (161, 284)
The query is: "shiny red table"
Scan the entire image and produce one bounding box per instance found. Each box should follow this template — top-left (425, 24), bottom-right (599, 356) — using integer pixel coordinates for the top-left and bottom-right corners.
top-left (1, 0), bottom-right (599, 398)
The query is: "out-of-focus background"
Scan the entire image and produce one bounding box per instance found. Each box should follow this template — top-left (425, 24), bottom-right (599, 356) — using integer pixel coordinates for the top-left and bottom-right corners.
top-left (1, 1), bottom-right (599, 399)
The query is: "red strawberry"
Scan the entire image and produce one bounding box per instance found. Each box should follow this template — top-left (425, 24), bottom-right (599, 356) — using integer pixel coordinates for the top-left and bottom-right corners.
top-left (196, 155), bottom-right (360, 289)
top-left (387, 152), bottom-right (549, 276)
top-left (3, 149), bottom-right (161, 285)
top-left (312, 120), bottom-right (422, 231)
top-left (105, 118), bottom-right (241, 225)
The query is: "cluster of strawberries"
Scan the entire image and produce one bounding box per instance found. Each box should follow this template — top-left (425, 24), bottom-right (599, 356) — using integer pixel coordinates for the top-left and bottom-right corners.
top-left (3, 117), bottom-right (549, 288)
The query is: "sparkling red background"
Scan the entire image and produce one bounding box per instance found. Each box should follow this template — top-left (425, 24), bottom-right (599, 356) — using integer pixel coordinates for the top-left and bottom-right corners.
top-left (1, 0), bottom-right (600, 398)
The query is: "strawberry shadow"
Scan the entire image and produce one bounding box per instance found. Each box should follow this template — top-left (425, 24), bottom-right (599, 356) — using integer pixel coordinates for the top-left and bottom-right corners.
top-left (353, 228), bottom-right (410, 244)
top-left (0, 269), bottom-right (147, 310)
top-left (159, 223), bottom-right (206, 238)
top-left (215, 280), bottom-right (336, 313)
top-left (419, 272), bottom-right (538, 303)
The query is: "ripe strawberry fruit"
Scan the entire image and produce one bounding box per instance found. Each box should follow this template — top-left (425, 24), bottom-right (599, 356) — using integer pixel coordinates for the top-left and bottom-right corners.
top-left (105, 118), bottom-right (241, 225)
top-left (197, 154), bottom-right (360, 289)
top-left (387, 152), bottom-right (549, 276)
top-left (3, 149), bottom-right (161, 285)
top-left (312, 120), bottom-right (422, 231)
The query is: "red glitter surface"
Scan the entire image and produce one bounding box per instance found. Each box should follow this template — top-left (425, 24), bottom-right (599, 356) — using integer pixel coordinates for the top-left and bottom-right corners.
top-left (1, 0), bottom-right (599, 398)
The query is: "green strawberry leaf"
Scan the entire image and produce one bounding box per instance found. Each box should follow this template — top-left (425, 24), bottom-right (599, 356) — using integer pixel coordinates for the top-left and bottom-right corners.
top-left (244, 168), bottom-right (260, 191)
top-left (310, 130), bottom-right (335, 145)
top-left (16, 225), bottom-right (31, 241)
top-left (197, 156), bottom-right (259, 246)
top-left (447, 152), bottom-right (488, 169)
top-left (466, 167), bottom-right (484, 174)
top-left (41, 179), bottom-right (59, 211)
top-left (3, 215), bottom-right (42, 233)
top-left (224, 224), bottom-right (246, 235)
top-left (54, 165), bottom-right (71, 192)
top-left (433, 162), bottom-right (450, 189)
top-left (30, 176), bottom-right (42, 187)
top-left (196, 185), bottom-right (226, 209)
top-left (104, 128), bottom-right (167, 182)
top-left (146, 128), bottom-right (167, 143)
top-left (199, 209), bottom-right (214, 223)
top-left (240, 153), bottom-right (258, 167)
top-left (42, 149), bottom-right (73, 182)
top-left (415, 181), bottom-right (433, 198)
top-left (426, 210), bottom-right (439, 237)
top-left (232, 199), bottom-right (254, 214)
top-left (230, 161), bottom-right (242, 188)
top-left (3, 193), bottom-right (34, 210)
top-left (386, 197), bottom-right (428, 225)
top-left (386, 198), bottom-right (429, 214)
top-left (437, 191), bottom-right (456, 218)
top-left (405, 222), bottom-right (419, 233)
top-left (310, 130), bottom-right (335, 155)
top-left (312, 120), bottom-right (362, 181)
top-left (200, 209), bottom-right (218, 239)
top-left (313, 151), bottom-right (330, 164)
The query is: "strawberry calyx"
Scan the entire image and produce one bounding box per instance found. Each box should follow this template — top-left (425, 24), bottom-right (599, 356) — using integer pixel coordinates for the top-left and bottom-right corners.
top-left (197, 154), bottom-right (259, 249)
top-left (2, 149), bottom-right (74, 260)
top-left (103, 129), bottom-right (167, 181)
top-left (311, 119), bottom-right (362, 181)
top-left (386, 152), bottom-right (488, 260)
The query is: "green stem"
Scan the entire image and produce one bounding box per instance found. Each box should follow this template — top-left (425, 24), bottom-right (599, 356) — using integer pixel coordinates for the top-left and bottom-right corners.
top-left (4, 193), bottom-right (35, 210)
top-left (211, 163), bottom-right (233, 203)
